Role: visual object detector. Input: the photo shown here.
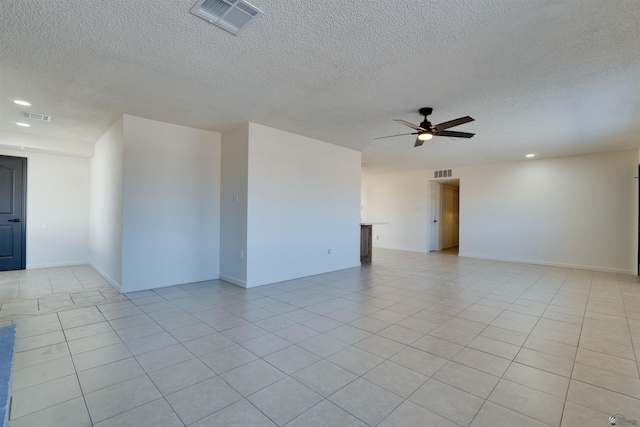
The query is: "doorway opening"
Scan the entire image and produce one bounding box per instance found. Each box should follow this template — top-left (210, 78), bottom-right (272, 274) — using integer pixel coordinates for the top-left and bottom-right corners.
top-left (428, 179), bottom-right (460, 255)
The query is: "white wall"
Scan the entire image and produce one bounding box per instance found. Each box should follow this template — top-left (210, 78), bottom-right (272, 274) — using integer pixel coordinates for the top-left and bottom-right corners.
top-left (0, 131), bottom-right (91, 268)
top-left (0, 131), bottom-right (93, 158)
top-left (120, 115), bottom-right (221, 292)
top-left (220, 124), bottom-right (249, 286)
top-left (90, 118), bottom-right (123, 288)
top-left (3, 119), bottom-right (363, 291)
top-left (459, 150), bottom-right (637, 274)
top-left (362, 150), bottom-right (638, 274)
top-left (361, 169), bottom-right (430, 252)
top-left (246, 123), bottom-right (361, 287)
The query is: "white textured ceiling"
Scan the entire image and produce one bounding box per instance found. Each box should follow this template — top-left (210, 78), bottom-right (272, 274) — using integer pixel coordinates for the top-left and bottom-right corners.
top-left (1, 0), bottom-right (639, 171)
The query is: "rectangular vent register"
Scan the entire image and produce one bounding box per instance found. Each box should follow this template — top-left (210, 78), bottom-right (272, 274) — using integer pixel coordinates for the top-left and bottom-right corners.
top-left (20, 111), bottom-right (52, 121)
top-left (190, 0), bottom-right (264, 35)
top-left (434, 169), bottom-right (453, 178)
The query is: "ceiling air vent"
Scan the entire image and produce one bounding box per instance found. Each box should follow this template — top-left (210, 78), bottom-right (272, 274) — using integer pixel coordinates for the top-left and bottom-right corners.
top-left (434, 169), bottom-right (453, 178)
top-left (20, 111), bottom-right (52, 122)
top-left (190, 0), bottom-right (264, 35)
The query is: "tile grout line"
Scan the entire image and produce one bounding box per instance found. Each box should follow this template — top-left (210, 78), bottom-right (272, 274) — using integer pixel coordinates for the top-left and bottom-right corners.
top-left (57, 310), bottom-right (95, 427)
top-left (556, 270), bottom-right (591, 427)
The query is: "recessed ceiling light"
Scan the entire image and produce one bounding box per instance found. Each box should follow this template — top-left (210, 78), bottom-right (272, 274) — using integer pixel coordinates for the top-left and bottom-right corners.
top-left (14, 100), bottom-right (31, 106)
top-left (16, 122), bottom-right (30, 127)
top-left (526, 154), bottom-right (535, 158)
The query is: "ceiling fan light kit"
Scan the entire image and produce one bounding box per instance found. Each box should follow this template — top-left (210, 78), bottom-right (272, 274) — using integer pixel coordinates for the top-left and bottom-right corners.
top-left (375, 107), bottom-right (475, 147)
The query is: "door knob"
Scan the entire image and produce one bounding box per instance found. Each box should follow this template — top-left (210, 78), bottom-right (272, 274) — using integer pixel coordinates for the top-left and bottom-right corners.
top-left (8, 218), bottom-right (21, 222)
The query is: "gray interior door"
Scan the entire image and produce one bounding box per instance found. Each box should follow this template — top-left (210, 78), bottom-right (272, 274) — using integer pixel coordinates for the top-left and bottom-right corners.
top-left (0, 155), bottom-right (27, 271)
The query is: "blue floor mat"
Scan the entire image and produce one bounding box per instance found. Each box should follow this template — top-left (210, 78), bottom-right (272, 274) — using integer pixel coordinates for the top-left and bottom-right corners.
top-left (0, 325), bottom-right (17, 427)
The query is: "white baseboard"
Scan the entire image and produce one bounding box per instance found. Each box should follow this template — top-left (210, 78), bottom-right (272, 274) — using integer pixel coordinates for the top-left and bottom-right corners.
top-left (219, 274), bottom-right (247, 288)
top-left (26, 260), bottom-right (89, 269)
top-left (89, 263), bottom-right (122, 291)
top-left (458, 252), bottom-right (636, 275)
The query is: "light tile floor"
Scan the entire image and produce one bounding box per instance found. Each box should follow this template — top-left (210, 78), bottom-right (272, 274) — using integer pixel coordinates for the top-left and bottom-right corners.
top-left (1, 249), bottom-right (640, 426)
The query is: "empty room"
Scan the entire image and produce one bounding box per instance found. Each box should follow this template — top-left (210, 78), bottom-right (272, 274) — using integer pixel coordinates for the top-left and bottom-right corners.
top-left (0, 0), bottom-right (639, 426)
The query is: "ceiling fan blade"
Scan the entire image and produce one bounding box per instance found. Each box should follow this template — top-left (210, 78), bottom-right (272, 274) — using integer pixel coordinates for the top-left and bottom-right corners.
top-left (374, 132), bottom-right (416, 140)
top-left (435, 130), bottom-right (475, 138)
top-left (414, 137), bottom-right (425, 147)
top-left (432, 116), bottom-right (474, 131)
top-left (394, 119), bottom-right (428, 132)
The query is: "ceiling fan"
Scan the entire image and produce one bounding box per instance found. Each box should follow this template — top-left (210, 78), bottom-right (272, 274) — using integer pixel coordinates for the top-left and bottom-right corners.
top-left (375, 107), bottom-right (475, 147)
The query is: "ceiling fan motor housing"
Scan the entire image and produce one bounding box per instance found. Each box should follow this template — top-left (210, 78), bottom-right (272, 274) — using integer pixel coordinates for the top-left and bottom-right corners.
top-left (418, 107), bottom-right (433, 117)
top-left (419, 108), bottom-right (433, 132)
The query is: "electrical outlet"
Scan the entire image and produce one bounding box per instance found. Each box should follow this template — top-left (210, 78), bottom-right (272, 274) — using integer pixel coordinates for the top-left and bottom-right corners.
top-left (531, 245), bottom-right (537, 252)
top-left (328, 249), bottom-right (332, 254)
top-left (240, 250), bottom-right (244, 259)
top-left (376, 235), bottom-right (379, 240)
